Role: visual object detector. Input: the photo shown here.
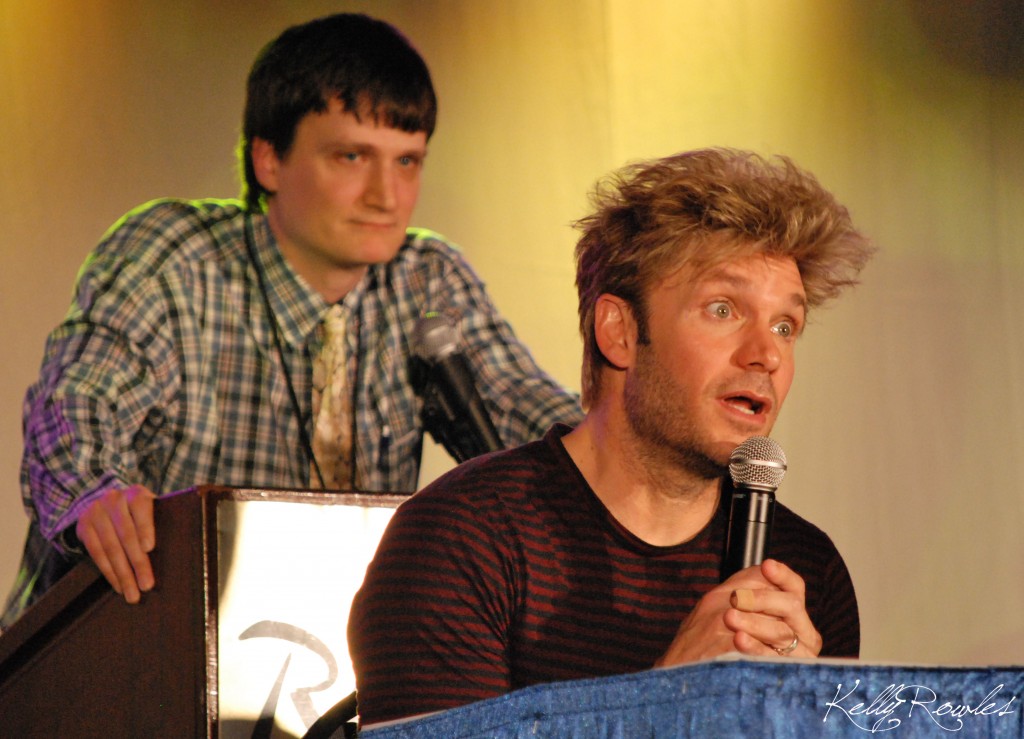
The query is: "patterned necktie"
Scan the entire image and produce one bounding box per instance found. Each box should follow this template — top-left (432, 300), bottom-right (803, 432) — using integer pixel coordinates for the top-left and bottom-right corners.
top-left (311, 304), bottom-right (353, 489)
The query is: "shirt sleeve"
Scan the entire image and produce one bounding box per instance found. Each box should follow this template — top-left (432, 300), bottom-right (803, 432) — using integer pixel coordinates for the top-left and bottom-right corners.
top-left (816, 549), bottom-right (861, 658)
top-left (21, 211), bottom-right (185, 549)
top-left (348, 484), bottom-right (518, 725)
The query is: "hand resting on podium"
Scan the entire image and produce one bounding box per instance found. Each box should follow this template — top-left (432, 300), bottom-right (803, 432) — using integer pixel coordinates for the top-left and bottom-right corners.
top-left (74, 484), bottom-right (157, 605)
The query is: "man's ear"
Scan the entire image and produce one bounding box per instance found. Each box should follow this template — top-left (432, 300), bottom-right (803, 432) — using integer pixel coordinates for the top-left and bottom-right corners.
top-left (594, 294), bottom-right (638, 370)
top-left (250, 138), bottom-right (280, 195)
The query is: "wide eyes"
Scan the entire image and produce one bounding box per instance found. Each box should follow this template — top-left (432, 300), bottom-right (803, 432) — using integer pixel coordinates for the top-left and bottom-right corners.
top-left (772, 320), bottom-right (797, 339)
top-left (707, 301), bottom-right (732, 319)
top-left (705, 301), bottom-right (799, 339)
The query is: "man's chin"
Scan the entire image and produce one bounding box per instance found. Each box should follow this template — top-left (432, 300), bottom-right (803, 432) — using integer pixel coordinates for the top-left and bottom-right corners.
top-left (706, 437), bottom-right (751, 469)
top-left (717, 421), bottom-right (778, 457)
top-left (357, 239), bottom-right (405, 266)
top-left (707, 438), bottom-right (734, 460)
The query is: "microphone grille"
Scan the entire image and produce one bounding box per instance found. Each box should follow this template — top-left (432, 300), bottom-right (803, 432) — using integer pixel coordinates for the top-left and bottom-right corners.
top-left (411, 313), bottom-right (459, 362)
top-left (729, 436), bottom-right (787, 492)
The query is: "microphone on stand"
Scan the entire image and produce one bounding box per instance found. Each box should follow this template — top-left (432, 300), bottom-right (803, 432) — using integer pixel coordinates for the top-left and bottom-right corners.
top-left (721, 436), bottom-right (787, 581)
top-left (412, 313), bottom-right (503, 462)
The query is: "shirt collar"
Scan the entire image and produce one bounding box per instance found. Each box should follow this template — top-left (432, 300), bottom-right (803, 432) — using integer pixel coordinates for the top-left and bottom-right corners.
top-left (247, 214), bottom-right (330, 348)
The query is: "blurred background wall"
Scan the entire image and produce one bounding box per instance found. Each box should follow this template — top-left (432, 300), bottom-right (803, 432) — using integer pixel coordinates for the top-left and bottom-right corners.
top-left (1, 0), bottom-right (1022, 665)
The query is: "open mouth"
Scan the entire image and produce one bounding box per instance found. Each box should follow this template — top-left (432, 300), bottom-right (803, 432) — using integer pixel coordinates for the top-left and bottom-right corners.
top-left (723, 394), bottom-right (766, 416)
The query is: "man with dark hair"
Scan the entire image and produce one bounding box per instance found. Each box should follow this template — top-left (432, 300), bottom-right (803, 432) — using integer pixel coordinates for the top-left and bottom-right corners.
top-left (2, 13), bottom-right (581, 627)
top-left (349, 148), bottom-right (874, 726)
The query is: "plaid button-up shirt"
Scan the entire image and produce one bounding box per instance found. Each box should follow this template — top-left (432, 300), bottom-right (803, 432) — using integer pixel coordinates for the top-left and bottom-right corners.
top-left (4, 198), bottom-right (582, 625)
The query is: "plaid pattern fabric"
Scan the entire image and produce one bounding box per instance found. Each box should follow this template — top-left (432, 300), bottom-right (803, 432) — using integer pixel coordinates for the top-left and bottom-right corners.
top-left (3, 198), bottom-right (583, 627)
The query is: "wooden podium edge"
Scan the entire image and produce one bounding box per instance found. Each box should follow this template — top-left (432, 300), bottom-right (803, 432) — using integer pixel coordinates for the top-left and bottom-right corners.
top-left (0, 558), bottom-right (109, 675)
top-left (0, 485), bottom-right (409, 737)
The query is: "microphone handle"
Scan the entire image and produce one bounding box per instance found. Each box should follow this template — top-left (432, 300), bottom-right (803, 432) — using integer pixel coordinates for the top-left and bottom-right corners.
top-left (433, 353), bottom-right (503, 453)
top-left (721, 487), bottom-right (775, 580)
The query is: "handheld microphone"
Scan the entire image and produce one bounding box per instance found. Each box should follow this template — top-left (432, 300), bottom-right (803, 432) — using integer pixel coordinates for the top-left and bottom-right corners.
top-left (412, 314), bottom-right (503, 461)
top-left (721, 436), bottom-right (787, 581)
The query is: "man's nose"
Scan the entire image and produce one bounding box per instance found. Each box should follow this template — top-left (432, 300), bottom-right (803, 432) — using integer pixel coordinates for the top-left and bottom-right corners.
top-left (735, 323), bottom-right (781, 372)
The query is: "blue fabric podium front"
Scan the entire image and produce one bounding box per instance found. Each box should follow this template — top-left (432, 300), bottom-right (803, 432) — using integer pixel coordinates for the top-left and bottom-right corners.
top-left (359, 657), bottom-right (1023, 738)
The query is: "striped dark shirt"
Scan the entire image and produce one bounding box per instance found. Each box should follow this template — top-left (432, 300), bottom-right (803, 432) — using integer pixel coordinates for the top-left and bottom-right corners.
top-left (349, 424), bottom-right (860, 725)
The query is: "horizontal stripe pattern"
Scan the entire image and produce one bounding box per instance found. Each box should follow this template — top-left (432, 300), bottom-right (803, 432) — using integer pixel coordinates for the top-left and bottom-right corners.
top-left (350, 425), bottom-right (860, 724)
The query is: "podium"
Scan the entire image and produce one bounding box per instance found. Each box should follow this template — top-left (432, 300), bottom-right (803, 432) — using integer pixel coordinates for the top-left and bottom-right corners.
top-left (0, 485), bottom-right (404, 739)
top-left (360, 657), bottom-right (1024, 738)
top-left (4, 487), bottom-right (1023, 739)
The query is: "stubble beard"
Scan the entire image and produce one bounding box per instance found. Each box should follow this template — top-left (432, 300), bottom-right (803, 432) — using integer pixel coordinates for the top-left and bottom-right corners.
top-left (622, 345), bottom-right (728, 485)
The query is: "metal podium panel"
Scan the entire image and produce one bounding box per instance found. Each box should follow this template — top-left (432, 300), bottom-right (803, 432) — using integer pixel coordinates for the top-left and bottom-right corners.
top-left (215, 493), bottom-right (401, 738)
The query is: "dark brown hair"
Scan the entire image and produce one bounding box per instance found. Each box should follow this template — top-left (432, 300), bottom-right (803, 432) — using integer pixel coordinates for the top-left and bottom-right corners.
top-left (239, 13), bottom-right (437, 211)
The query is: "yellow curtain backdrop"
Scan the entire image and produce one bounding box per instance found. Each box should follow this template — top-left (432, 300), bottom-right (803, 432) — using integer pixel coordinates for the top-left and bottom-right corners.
top-left (2, 0), bottom-right (1022, 666)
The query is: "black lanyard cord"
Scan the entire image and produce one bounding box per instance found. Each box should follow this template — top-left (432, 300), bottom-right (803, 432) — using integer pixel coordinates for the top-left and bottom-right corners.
top-left (243, 218), bottom-right (326, 489)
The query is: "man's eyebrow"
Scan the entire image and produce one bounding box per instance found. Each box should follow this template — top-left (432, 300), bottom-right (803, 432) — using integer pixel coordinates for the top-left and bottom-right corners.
top-left (785, 290), bottom-right (808, 313)
top-left (699, 270), bottom-right (808, 311)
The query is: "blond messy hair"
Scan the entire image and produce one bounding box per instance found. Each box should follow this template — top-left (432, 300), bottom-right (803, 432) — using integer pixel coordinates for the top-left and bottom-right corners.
top-left (574, 147), bottom-right (874, 407)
